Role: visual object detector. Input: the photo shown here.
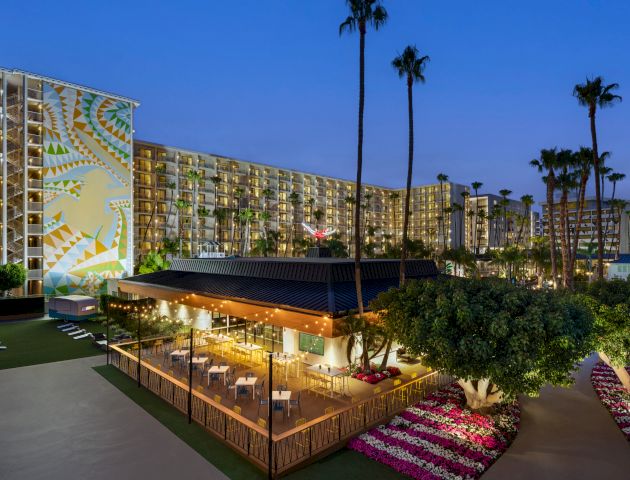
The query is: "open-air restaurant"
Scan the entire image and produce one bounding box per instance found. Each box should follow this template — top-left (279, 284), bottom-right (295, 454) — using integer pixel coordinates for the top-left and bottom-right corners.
top-left (107, 257), bottom-right (451, 475)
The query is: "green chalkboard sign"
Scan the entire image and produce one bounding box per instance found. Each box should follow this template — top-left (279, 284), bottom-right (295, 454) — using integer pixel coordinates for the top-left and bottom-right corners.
top-left (299, 332), bottom-right (325, 356)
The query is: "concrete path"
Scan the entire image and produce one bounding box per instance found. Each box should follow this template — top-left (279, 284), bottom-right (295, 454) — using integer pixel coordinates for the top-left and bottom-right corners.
top-left (484, 354), bottom-right (630, 480)
top-left (0, 356), bottom-right (228, 480)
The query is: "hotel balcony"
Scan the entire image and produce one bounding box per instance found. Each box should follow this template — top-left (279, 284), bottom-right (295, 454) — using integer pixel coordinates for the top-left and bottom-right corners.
top-left (27, 247), bottom-right (43, 257)
top-left (27, 269), bottom-right (43, 279)
top-left (28, 156), bottom-right (43, 167)
top-left (27, 224), bottom-right (43, 234)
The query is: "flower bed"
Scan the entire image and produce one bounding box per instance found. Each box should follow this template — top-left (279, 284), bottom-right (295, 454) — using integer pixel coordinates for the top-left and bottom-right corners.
top-left (351, 366), bottom-right (402, 384)
top-left (591, 363), bottom-right (630, 441)
top-left (348, 384), bottom-right (520, 479)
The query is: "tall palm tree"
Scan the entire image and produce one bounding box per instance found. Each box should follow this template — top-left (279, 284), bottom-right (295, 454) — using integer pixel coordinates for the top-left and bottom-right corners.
top-left (210, 175), bottom-right (222, 242)
top-left (174, 199), bottom-right (191, 257)
top-left (573, 77), bottom-right (622, 279)
top-left (555, 149), bottom-right (576, 288)
top-left (471, 181), bottom-right (483, 254)
top-left (340, 0), bottom-right (388, 315)
top-left (230, 186), bottom-right (244, 255)
top-left (603, 171), bottom-right (625, 255)
top-left (530, 149), bottom-right (559, 285)
top-left (498, 189), bottom-right (512, 247)
top-left (286, 191), bottom-right (300, 256)
top-left (515, 194), bottom-right (534, 247)
top-left (186, 169), bottom-right (202, 256)
top-left (388, 191), bottom-right (399, 244)
top-left (569, 148), bottom-right (593, 276)
top-left (239, 208), bottom-right (254, 256)
top-left (451, 202), bottom-right (464, 247)
top-left (344, 195), bottom-right (355, 253)
top-left (436, 173), bottom-right (449, 251)
top-left (313, 208), bottom-right (325, 231)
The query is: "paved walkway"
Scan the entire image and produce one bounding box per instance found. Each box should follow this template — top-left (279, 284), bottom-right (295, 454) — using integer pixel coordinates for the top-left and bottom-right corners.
top-left (484, 354), bottom-right (630, 480)
top-left (0, 356), bottom-right (228, 480)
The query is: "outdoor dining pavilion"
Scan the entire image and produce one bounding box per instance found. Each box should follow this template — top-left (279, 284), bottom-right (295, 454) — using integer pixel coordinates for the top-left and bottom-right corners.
top-left (109, 257), bottom-right (450, 476)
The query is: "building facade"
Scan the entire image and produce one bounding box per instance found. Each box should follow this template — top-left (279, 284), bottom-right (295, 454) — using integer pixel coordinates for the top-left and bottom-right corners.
top-left (541, 196), bottom-right (630, 257)
top-left (133, 140), bottom-right (469, 260)
top-left (465, 194), bottom-right (538, 253)
top-left (0, 68), bottom-right (137, 295)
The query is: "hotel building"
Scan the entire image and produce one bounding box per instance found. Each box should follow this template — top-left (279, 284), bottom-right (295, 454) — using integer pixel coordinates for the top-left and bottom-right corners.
top-left (0, 68), bottom-right (137, 295)
top-left (541, 196), bottom-right (630, 257)
top-left (3, 67), bottom-right (470, 296)
top-left (465, 194), bottom-right (539, 253)
top-left (133, 140), bottom-right (469, 259)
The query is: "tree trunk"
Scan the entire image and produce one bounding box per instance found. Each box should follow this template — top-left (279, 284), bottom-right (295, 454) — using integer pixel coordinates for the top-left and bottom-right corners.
top-left (599, 351), bottom-right (630, 393)
top-left (589, 110), bottom-right (604, 279)
top-left (570, 174), bottom-right (588, 286)
top-left (379, 337), bottom-right (393, 371)
top-left (354, 27), bottom-right (366, 316)
top-left (558, 190), bottom-right (570, 288)
top-left (457, 378), bottom-right (504, 410)
top-left (400, 79), bottom-right (414, 286)
top-left (546, 176), bottom-right (558, 285)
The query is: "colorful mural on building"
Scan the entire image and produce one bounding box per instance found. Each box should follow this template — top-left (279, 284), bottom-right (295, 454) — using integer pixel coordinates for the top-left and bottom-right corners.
top-left (42, 83), bottom-right (132, 295)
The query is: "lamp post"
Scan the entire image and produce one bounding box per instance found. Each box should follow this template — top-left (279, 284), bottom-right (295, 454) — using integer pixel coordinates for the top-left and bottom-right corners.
top-left (188, 327), bottom-right (193, 424)
top-left (106, 298), bottom-right (110, 365)
top-left (137, 310), bottom-right (141, 388)
top-left (267, 351), bottom-right (273, 479)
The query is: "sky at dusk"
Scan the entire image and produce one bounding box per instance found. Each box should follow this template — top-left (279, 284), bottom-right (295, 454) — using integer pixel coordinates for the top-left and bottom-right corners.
top-left (5, 0), bottom-right (630, 207)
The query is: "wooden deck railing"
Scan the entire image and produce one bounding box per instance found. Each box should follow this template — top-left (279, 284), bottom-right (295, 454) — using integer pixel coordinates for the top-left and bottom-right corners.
top-left (109, 343), bottom-right (451, 476)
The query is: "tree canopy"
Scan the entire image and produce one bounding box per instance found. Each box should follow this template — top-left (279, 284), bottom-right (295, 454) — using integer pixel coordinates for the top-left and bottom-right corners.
top-left (372, 277), bottom-right (593, 409)
top-left (0, 263), bottom-right (27, 295)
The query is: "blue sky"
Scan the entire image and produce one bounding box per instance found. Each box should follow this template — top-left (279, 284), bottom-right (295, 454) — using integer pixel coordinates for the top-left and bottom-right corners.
top-left (5, 0), bottom-right (630, 205)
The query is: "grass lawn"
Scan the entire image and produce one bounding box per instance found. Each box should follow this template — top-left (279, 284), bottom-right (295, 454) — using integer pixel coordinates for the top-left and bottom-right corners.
top-left (0, 318), bottom-right (106, 370)
top-left (94, 365), bottom-right (404, 480)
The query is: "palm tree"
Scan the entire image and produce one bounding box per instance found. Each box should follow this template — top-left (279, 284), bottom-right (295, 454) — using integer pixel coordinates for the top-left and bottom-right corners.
top-left (362, 191), bottom-right (373, 241)
top-left (210, 175), bottom-right (222, 242)
top-left (213, 208), bottom-right (227, 247)
top-left (436, 173), bottom-right (449, 250)
top-left (344, 195), bottom-right (355, 253)
top-left (340, 0), bottom-right (388, 316)
top-left (573, 77), bottom-right (622, 279)
top-left (515, 194), bottom-right (534, 247)
top-left (451, 202), bottom-right (464, 247)
top-left (174, 199), bottom-right (191, 257)
top-left (471, 181), bottom-right (483, 254)
top-left (603, 171), bottom-right (625, 255)
top-left (569, 148), bottom-right (593, 277)
top-left (239, 208), bottom-right (254, 256)
top-left (555, 149), bottom-right (576, 288)
top-left (530, 148), bottom-right (559, 285)
top-left (230, 186), bottom-right (244, 255)
top-left (388, 191), bottom-right (399, 244)
top-left (186, 169), bottom-right (202, 256)
top-left (608, 199), bottom-right (627, 258)
top-left (286, 191), bottom-right (300, 256)
top-left (497, 189), bottom-right (512, 246)
top-left (313, 207), bottom-right (324, 229)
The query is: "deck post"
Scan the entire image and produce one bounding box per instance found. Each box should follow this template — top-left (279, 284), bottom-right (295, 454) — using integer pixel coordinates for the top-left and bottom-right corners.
top-left (106, 299), bottom-right (110, 365)
top-left (188, 327), bottom-right (193, 424)
top-left (137, 312), bottom-right (141, 387)
top-left (268, 352), bottom-right (273, 480)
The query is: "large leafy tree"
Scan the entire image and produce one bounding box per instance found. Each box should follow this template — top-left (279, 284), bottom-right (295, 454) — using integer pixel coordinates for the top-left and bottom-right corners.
top-left (581, 279), bottom-right (630, 392)
top-left (392, 45), bottom-right (428, 283)
top-left (0, 263), bottom-right (27, 295)
top-left (340, 0), bottom-right (388, 315)
top-left (573, 77), bottom-right (622, 279)
top-left (373, 277), bottom-right (593, 409)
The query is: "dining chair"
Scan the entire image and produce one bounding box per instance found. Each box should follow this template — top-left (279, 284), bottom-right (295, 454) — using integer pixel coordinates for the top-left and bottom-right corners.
top-left (289, 391), bottom-right (302, 414)
top-left (257, 397), bottom-right (269, 416)
top-left (254, 379), bottom-right (265, 399)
